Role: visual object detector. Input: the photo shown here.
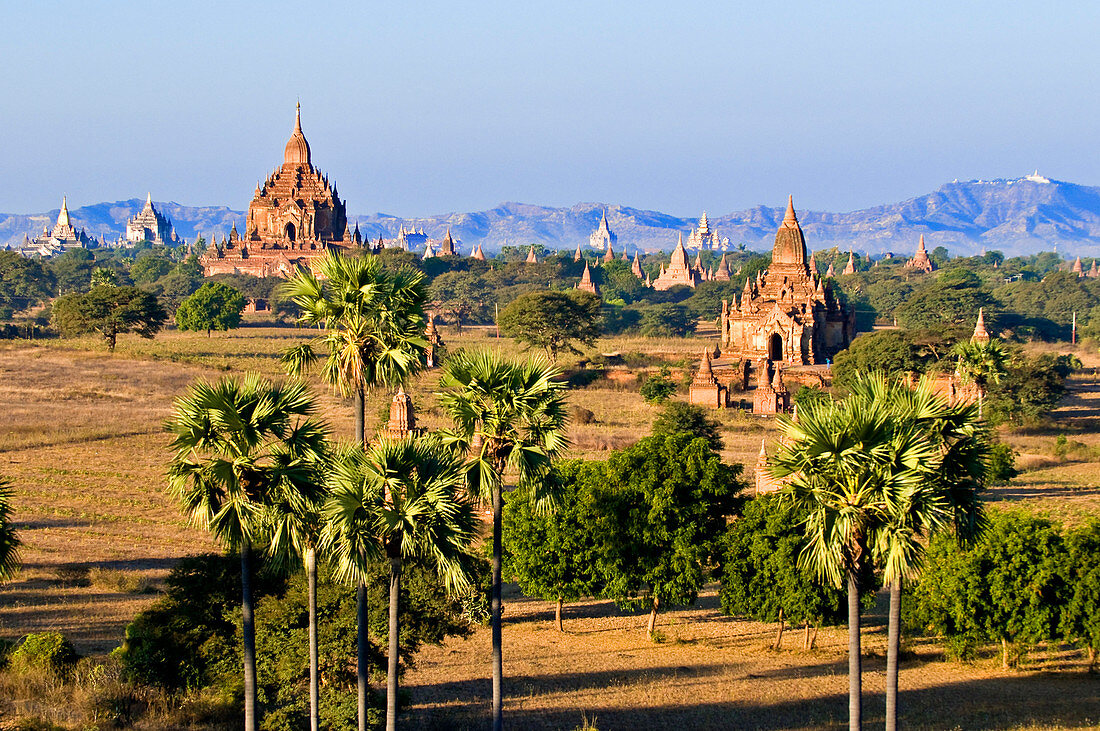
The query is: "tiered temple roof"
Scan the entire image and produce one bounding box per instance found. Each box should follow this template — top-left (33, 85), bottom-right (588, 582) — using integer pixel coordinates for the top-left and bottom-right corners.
top-left (589, 210), bottom-right (617, 250)
top-left (652, 234), bottom-right (697, 290)
top-left (720, 196), bottom-right (853, 366)
top-left (904, 234), bottom-right (935, 273)
top-left (200, 104), bottom-right (352, 277)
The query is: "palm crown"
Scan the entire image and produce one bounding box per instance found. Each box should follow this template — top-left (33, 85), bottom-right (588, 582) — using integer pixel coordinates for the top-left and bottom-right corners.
top-left (324, 436), bottom-right (476, 591)
top-left (279, 251), bottom-right (428, 398)
top-left (166, 373), bottom-right (329, 547)
top-left (436, 350), bottom-right (570, 503)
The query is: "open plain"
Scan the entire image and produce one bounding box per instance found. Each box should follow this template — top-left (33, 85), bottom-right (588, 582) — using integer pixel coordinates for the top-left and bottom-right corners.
top-left (1, 324), bottom-right (1098, 729)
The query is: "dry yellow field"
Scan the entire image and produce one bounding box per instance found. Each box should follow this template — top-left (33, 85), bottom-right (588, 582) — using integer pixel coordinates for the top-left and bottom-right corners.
top-left (0, 325), bottom-right (1098, 729)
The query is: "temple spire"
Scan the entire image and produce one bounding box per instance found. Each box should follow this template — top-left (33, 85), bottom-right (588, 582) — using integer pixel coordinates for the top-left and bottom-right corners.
top-left (783, 194), bottom-right (797, 226)
top-left (972, 308), bottom-right (991, 343)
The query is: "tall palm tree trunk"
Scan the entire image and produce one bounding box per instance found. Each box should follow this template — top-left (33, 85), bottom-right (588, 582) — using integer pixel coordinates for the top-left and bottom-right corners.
top-left (307, 547), bottom-right (319, 731)
top-left (885, 578), bottom-right (901, 731)
top-left (355, 384), bottom-right (365, 443)
top-left (356, 395), bottom-right (367, 731)
top-left (241, 539), bottom-right (258, 731)
top-left (357, 580), bottom-right (368, 731)
top-left (847, 570), bottom-right (862, 731)
top-left (491, 479), bottom-right (504, 731)
top-left (387, 557), bottom-right (402, 731)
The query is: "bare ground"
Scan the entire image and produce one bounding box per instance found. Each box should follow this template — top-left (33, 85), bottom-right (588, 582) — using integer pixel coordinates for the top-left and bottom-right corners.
top-left (0, 330), bottom-right (1097, 729)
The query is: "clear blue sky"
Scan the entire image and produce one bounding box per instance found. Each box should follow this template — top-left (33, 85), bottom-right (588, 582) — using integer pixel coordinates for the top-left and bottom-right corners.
top-left (6, 1), bottom-right (1099, 217)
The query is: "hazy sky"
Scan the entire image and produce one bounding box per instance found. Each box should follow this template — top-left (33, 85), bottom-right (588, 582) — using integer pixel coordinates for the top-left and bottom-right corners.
top-left (7, 2), bottom-right (1099, 217)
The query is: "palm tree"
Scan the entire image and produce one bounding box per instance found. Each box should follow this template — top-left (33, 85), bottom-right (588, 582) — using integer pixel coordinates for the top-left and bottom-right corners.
top-left (166, 374), bottom-right (328, 731)
top-left (280, 250), bottom-right (427, 729)
top-left (850, 375), bottom-right (989, 731)
top-left (320, 444), bottom-right (382, 731)
top-left (326, 435), bottom-right (476, 731)
top-left (770, 386), bottom-right (934, 731)
top-left (279, 250), bottom-right (428, 443)
top-left (265, 457), bottom-right (329, 731)
top-left (953, 338), bottom-right (1009, 419)
top-left (436, 350), bottom-right (569, 731)
top-left (0, 478), bottom-right (22, 582)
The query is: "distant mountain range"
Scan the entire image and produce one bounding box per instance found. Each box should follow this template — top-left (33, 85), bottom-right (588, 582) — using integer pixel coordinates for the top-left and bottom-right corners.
top-left (7, 174), bottom-right (1100, 257)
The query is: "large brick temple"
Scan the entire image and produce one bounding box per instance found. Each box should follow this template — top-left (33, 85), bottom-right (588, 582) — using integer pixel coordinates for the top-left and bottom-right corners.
top-left (720, 196), bottom-right (854, 365)
top-left (200, 104), bottom-right (358, 277)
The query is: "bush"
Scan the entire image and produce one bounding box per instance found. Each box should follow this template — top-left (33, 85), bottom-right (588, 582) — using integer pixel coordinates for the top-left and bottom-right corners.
top-left (639, 367), bottom-right (676, 404)
top-left (986, 442), bottom-right (1019, 483)
top-left (10, 633), bottom-right (79, 677)
top-left (651, 402), bottom-right (722, 451)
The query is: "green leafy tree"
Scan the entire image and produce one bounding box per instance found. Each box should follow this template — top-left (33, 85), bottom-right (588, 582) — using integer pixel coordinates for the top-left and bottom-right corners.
top-left (984, 351), bottom-right (1072, 426)
top-left (176, 281), bottom-right (248, 336)
top-left (832, 330), bottom-right (941, 386)
top-left (165, 374), bottom-right (328, 731)
top-left (48, 248), bottom-right (95, 293)
top-left (51, 285), bottom-right (166, 350)
top-left (0, 251), bottom-right (55, 314)
top-left (90, 267), bottom-right (118, 287)
top-left (720, 494), bottom-right (848, 647)
top-left (895, 269), bottom-right (992, 329)
top-left (280, 250), bottom-right (428, 443)
top-left (497, 289), bottom-right (602, 360)
top-left (325, 436), bottom-right (475, 731)
top-left (436, 350), bottom-right (569, 731)
top-left (650, 401), bottom-right (722, 451)
top-left (639, 303), bottom-right (695, 337)
top-left (639, 366), bottom-right (676, 404)
top-left (429, 270), bottom-right (495, 331)
top-left (1060, 519), bottom-right (1100, 669)
top-left (502, 460), bottom-right (603, 631)
top-left (907, 511), bottom-right (1066, 668)
top-left (129, 253), bottom-right (175, 284)
top-left (596, 432), bottom-right (745, 639)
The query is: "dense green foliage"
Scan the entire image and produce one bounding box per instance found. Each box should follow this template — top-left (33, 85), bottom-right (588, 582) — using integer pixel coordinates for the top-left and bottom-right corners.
top-left (497, 289), bottom-right (602, 359)
top-left (9, 633), bottom-right (79, 677)
top-left (119, 554), bottom-right (480, 727)
top-left (502, 461), bottom-right (603, 617)
top-left (904, 511), bottom-right (1100, 666)
top-left (650, 401), bottom-right (723, 451)
top-left (594, 432), bottom-right (746, 622)
top-left (175, 282), bottom-right (247, 335)
top-left (720, 494), bottom-right (849, 626)
top-left (51, 284), bottom-right (166, 349)
top-left (638, 303), bottom-right (695, 337)
top-left (638, 366), bottom-right (676, 404)
top-left (0, 252), bottom-right (55, 317)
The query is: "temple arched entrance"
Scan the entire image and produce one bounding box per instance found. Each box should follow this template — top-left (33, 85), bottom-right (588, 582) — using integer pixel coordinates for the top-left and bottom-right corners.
top-left (768, 333), bottom-right (783, 361)
top-left (285, 223), bottom-right (296, 242)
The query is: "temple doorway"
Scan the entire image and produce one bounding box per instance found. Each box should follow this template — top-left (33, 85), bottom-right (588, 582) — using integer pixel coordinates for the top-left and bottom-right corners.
top-left (768, 333), bottom-right (783, 361)
top-left (285, 223), bottom-right (296, 242)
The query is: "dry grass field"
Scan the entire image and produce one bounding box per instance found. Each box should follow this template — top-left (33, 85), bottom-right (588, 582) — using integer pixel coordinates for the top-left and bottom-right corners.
top-left (0, 325), bottom-right (1098, 729)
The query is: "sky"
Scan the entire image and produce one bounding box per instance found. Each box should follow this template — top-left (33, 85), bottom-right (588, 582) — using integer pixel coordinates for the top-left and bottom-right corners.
top-left (6, 1), bottom-right (1100, 218)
